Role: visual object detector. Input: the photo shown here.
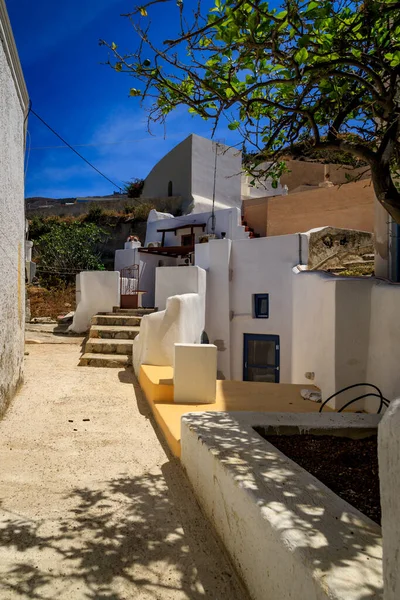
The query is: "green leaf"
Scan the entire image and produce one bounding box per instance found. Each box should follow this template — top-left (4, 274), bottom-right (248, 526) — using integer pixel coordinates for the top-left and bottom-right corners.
top-left (115, 62), bottom-right (122, 72)
top-left (129, 88), bottom-right (141, 97)
top-left (139, 6), bottom-right (148, 16)
top-left (111, 42), bottom-right (117, 50)
top-left (228, 121), bottom-right (240, 130)
top-left (294, 47), bottom-right (309, 64)
top-left (385, 51), bottom-right (400, 66)
top-left (305, 2), bottom-right (319, 13)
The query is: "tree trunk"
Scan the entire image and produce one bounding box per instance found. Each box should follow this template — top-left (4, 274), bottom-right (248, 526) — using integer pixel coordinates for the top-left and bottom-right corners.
top-left (370, 161), bottom-right (400, 225)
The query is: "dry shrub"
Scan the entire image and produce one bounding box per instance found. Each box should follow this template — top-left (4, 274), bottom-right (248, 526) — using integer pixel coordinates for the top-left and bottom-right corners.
top-left (28, 285), bottom-right (76, 320)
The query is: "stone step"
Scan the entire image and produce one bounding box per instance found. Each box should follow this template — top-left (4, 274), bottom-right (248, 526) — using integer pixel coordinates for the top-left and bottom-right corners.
top-left (91, 314), bottom-right (142, 327)
top-left (84, 338), bottom-right (134, 355)
top-left (79, 353), bottom-right (132, 368)
top-left (112, 307), bottom-right (157, 316)
top-left (89, 325), bottom-right (140, 340)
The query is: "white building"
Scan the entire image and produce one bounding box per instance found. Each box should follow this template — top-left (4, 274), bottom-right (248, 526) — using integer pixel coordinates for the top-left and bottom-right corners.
top-left (125, 225), bottom-right (400, 412)
top-left (191, 233), bottom-right (400, 411)
top-left (142, 133), bottom-right (284, 214)
top-left (116, 133), bottom-right (400, 411)
top-left (0, 0), bottom-right (29, 416)
top-left (115, 205), bottom-right (253, 307)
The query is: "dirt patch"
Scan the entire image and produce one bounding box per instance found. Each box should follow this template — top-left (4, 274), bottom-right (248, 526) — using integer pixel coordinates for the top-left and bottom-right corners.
top-left (259, 433), bottom-right (380, 524)
top-left (28, 285), bottom-right (76, 320)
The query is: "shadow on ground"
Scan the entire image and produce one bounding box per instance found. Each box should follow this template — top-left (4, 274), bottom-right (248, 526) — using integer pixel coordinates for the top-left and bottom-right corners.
top-left (0, 366), bottom-right (246, 600)
top-left (0, 465), bottom-right (242, 599)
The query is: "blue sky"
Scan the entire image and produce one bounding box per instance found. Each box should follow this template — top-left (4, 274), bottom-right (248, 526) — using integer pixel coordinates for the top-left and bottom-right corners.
top-left (6, 0), bottom-right (240, 198)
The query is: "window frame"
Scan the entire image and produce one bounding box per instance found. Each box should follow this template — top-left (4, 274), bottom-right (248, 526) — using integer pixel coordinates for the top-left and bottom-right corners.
top-left (253, 293), bottom-right (269, 319)
top-left (181, 233), bottom-right (195, 247)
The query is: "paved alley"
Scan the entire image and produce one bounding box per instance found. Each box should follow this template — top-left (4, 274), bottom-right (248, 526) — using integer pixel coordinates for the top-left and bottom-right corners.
top-left (0, 343), bottom-right (248, 600)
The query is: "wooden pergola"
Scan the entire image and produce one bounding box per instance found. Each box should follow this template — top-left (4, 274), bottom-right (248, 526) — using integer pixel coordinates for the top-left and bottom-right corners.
top-left (156, 223), bottom-right (207, 247)
top-left (138, 245), bottom-right (194, 258)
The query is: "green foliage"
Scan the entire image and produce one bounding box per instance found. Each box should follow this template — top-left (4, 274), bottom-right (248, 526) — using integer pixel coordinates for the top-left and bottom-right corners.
top-left (35, 222), bottom-right (107, 285)
top-left (105, 0), bottom-right (400, 221)
top-left (85, 204), bottom-right (104, 223)
top-left (133, 201), bottom-right (154, 221)
top-left (124, 203), bottom-right (136, 214)
top-left (29, 215), bottom-right (62, 239)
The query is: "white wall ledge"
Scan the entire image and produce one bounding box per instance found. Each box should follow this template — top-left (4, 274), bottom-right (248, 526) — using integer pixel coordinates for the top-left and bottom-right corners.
top-left (181, 411), bottom-right (383, 600)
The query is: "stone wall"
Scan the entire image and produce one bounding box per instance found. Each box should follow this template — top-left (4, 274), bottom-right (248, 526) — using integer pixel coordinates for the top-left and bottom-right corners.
top-left (307, 226), bottom-right (373, 271)
top-left (0, 0), bottom-right (29, 417)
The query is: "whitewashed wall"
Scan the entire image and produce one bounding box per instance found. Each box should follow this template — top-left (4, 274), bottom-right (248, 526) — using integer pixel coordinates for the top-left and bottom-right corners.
top-left (144, 206), bottom-right (247, 247)
top-left (195, 234), bottom-right (308, 381)
top-left (132, 293), bottom-right (205, 375)
top-left (292, 272), bottom-right (374, 409)
top-left (140, 253), bottom-right (177, 308)
top-left (70, 271), bottom-right (120, 333)
top-left (114, 247), bottom-right (140, 272)
top-left (230, 235), bottom-right (308, 382)
top-left (0, 1), bottom-right (28, 417)
top-left (291, 271), bottom-right (337, 400)
top-left (191, 134), bottom-right (242, 212)
top-left (195, 234), bottom-right (400, 411)
top-left (291, 272), bottom-right (400, 411)
top-left (143, 134), bottom-right (242, 214)
top-left (142, 135), bottom-right (192, 205)
top-left (367, 283), bottom-right (400, 407)
top-left (379, 399), bottom-right (400, 600)
top-left (155, 265), bottom-right (206, 311)
top-left (196, 240), bottom-right (232, 379)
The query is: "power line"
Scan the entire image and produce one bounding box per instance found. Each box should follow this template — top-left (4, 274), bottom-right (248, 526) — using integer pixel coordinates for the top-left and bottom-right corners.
top-left (30, 138), bottom-right (152, 150)
top-left (30, 108), bottom-right (123, 191)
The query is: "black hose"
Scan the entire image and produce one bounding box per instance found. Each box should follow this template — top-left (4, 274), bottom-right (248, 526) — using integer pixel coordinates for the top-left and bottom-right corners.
top-left (337, 392), bottom-right (389, 414)
top-left (319, 383), bottom-right (387, 414)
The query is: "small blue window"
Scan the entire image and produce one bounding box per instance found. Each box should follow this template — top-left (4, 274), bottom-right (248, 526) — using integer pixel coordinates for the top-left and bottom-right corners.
top-left (254, 294), bottom-right (269, 318)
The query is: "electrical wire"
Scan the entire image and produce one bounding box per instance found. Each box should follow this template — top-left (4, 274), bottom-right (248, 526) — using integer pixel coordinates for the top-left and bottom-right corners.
top-left (30, 108), bottom-right (123, 192)
top-left (29, 137), bottom-right (152, 150)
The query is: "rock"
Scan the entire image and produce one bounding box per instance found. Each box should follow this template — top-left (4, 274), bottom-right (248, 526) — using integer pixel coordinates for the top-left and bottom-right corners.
top-left (31, 317), bottom-right (57, 324)
top-left (57, 311), bottom-right (75, 324)
top-left (301, 388), bottom-right (322, 403)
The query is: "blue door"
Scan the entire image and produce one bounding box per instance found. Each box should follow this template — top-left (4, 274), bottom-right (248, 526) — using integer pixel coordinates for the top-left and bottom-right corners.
top-left (243, 334), bottom-right (280, 383)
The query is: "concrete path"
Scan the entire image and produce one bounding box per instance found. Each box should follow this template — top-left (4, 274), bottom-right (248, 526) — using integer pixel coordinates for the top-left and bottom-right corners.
top-left (0, 344), bottom-right (248, 600)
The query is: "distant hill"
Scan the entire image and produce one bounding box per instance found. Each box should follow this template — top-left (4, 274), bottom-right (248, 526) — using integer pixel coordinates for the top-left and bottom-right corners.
top-left (26, 197), bottom-right (76, 209)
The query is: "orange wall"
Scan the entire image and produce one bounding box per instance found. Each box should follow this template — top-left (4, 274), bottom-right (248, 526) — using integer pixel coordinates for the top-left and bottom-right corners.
top-left (244, 179), bottom-right (375, 237)
top-left (243, 199), bottom-right (268, 237)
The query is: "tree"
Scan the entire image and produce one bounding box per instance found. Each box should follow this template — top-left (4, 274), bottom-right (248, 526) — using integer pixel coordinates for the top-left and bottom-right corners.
top-left (35, 222), bottom-right (107, 284)
top-left (124, 178), bottom-right (145, 198)
top-left (102, 0), bottom-right (400, 221)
